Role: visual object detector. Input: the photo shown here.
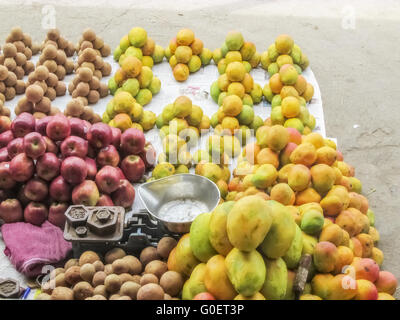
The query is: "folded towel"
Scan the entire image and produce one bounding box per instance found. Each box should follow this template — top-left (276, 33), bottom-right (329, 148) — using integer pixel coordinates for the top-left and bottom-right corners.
top-left (1, 221), bottom-right (72, 277)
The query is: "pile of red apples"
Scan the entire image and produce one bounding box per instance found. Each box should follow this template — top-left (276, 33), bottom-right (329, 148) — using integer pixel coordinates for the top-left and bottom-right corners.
top-left (0, 112), bottom-right (155, 228)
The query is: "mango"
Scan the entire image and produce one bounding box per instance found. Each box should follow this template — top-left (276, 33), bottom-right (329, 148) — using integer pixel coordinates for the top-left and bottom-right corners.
top-left (334, 246), bottom-right (354, 274)
top-left (227, 195), bottom-right (273, 251)
top-left (295, 188), bottom-right (321, 205)
top-left (256, 148), bottom-right (279, 168)
top-left (316, 146), bottom-right (337, 166)
top-left (234, 292), bottom-right (265, 300)
top-left (225, 31), bottom-right (244, 51)
top-left (287, 164), bottom-right (311, 192)
top-left (222, 95), bottom-right (243, 117)
top-left (251, 164), bottom-right (278, 189)
top-left (320, 195), bottom-right (343, 216)
top-left (354, 279), bottom-right (378, 300)
top-left (300, 209), bottom-right (324, 235)
top-left (270, 183), bottom-right (295, 206)
top-left (152, 162), bottom-right (175, 179)
top-left (175, 234), bottom-right (200, 277)
top-left (313, 241), bottom-right (338, 273)
top-left (204, 255), bottom-right (237, 300)
top-left (173, 63), bottom-right (189, 81)
top-left (311, 273), bottom-right (333, 299)
top-left (283, 224), bottom-right (303, 269)
top-left (225, 248), bottom-right (266, 297)
top-left (261, 257), bottom-right (288, 300)
top-left (209, 201), bottom-right (235, 256)
top-left (290, 143), bottom-right (317, 167)
top-left (319, 224), bottom-right (343, 246)
top-left (375, 271), bottom-right (398, 295)
top-left (356, 233), bottom-right (374, 258)
top-left (336, 209), bottom-right (363, 237)
top-left (226, 61), bottom-right (246, 82)
top-left (181, 263), bottom-right (207, 300)
top-left (190, 212), bottom-right (217, 262)
top-left (300, 294), bottom-right (322, 300)
top-left (378, 292), bottom-right (395, 300)
top-left (281, 96), bottom-right (300, 118)
top-left (279, 64), bottom-right (298, 85)
top-left (260, 202), bottom-right (296, 258)
top-left (310, 164), bottom-right (336, 195)
top-left (302, 232), bottom-right (318, 255)
top-left (284, 271), bottom-right (296, 300)
top-left (326, 274), bottom-right (358, 300)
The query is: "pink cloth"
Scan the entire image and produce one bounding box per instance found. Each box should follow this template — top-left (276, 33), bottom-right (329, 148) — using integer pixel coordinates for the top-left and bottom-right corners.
top-left (1, 221), bottom-right (72, 277)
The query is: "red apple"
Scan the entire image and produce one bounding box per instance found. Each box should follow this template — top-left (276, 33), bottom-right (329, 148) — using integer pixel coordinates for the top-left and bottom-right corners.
top-left (0, 162), bottom-right (16, 189)
top-left (115, 167), bottom-right (126, 180)
top-left (9, 153), bottom-right (34, 182)
top-left (0, 147), bottom-right (9, 162)
top-left (49, 176), bottom-right (71, 202)
top-left (61, 156), bottom-right (88, 185)
top-left (85, 157), bottom-right (98, 180)
top-left (24, 201), bottom-right (48, 226)
top-left (46, 114), bottom-right (71, 141)
top-left (48, 201), bottom-right (68, 229)
top-left (193, 292), bottom-right (215, 300)
top-left (0, 189), bottom-right (13, 202)
top-left (43, 136), bottom-right (58, 154)
top-left (120, 128), bottom-right (145, 155)
top-left (110, 127), bottom-right (121, 148)
top-left (36, 153), bottom-right (61, 181)
top-left (0, 115), bottom-right (12, 133)
top-left (120, 155), bottom-right (145, 182)
top-left (96, 194), bottom-right (114, 206)
top-left (6, 137), bottom-right (24, 159)
top-left (0, 130), bottom-right (14, 148)
top-left (72, 180), bottom-right (100, 206)
top-left (35, 116), bottom-right (53, 136)
top-left (0, 199), bottom-right (23, 223)
top-left (95, 165), bottom-right (121, 194)
top-left (112, 179), bottom-right (135, 208)
top-left (87, 122), bottom-right (112, 149)
top-left (23, 132), bottom-right (47, 159)
top-left (24, 178), bottom-right (49, 202)
top-left (11, 112), bottom-right (35, 138)
top-left (96, 145), bottom-right (120, 167)
top-left (139, 142), bottom-right (157, 168)
top-left (60, 136), bottom-right (88, 159)
top-left (82, 120), bottom-right (92, 137)
top-left (69, 117), bottom-right (86, 139)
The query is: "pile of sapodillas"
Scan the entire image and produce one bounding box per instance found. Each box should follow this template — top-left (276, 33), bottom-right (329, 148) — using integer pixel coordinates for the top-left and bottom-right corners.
top-left (0, 112), bottom-right (155, 228)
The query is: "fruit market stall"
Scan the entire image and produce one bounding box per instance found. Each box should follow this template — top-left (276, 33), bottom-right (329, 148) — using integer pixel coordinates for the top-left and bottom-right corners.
top-left (0, 27), bottom-right (397, 301)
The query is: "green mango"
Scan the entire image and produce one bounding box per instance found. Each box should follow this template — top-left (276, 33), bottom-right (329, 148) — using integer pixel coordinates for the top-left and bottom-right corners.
top-left (208, 202), bottom-right (235, 256)
top-left (181, 263), bottom-right (207, 300)
top-left (301, 232), bottom-right (318, 255)
top-left (300, 209), bottom-right (324, 235)
top-left (283, 224), bottom-right (303, 269)
top-left (190, 212), bottom-right (217, 262)
top-left (260, 257), bottom-right (288, 300)
top-left (225, 248), bottom-right (266, 297)
top-left (260, 201), bottom-right (296, 258)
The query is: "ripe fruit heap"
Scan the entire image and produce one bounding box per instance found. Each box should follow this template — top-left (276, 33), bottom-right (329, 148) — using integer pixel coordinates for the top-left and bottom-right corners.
top-left (261, 34), bottom-right (309, 77)
top-left (76, 28), bottom-right (111, 58)
top-left (0, 64), bottom-right (26, 102)
top-left (103, 91), bottom-right (156, 132)
top-left (114, 27), bottom-right (164, 69)
top-left (37, 29), bottom-right (76, 81)
top-left (37, 239), bottom-right (181, 300)
top-left (165, 127), bottom-right (397, 300)
top-left (109, 52), bottom-right (161, 107)
top-left (213, 30), bottom-right (261, 74)
top-left (165, 28), bottom-right (213, 82)
top-left (0, 113), bottom-right (156, 228)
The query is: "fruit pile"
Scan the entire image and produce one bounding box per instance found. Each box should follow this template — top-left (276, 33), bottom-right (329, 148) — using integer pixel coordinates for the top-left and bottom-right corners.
top-left (37, 30), bottom-right (75, 81)
top-left (103, 91), bottom-right (156, 132)
top-left (261, 34), bottom-right (309, 76)
top-left (165, 28), bottom-right (213, 82)
top-left (114, 27), bottom-right (164, 69)
top-left (67, 65), bottom-right (109, 106)
top-left (0, 64), bottom-right (26, 101)
top-left (0, 113), bottom-right (156, 228)
top-left (213, 31), bottom-right (260, 72)
top-left (38, 239), bottom-right (182, 300)
top-left (1, 29), bottom-right (36, 80)
top-left (76, 28), bottom-right (111, 58)
top-left (165, 127), bottom-right (397, 300)
top-left (41, 28), bottom-right (76, 58)
top-left (108, 54), bottom-right (161, 107)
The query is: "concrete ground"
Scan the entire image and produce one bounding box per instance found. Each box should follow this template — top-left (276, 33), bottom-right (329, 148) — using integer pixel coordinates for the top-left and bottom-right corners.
top-left (0, 0), bottom-right (399, 298)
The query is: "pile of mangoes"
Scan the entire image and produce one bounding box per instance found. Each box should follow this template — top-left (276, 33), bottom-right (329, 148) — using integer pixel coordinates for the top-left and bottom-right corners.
top-left (165, 29), bottom-right (213, 82)
top-left (103, 91), bottom-right (156, 132)
top-left (261, 34), bottom-right (309, 76)
top-left (165, 126), bottom-right (397, 300)
top-left (108, 53), bottom-right (161, 107)
top-left (114, 27), bottom-right (164, 69)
